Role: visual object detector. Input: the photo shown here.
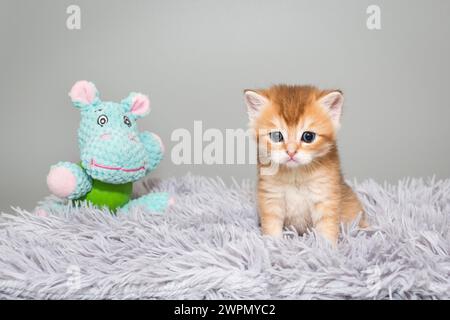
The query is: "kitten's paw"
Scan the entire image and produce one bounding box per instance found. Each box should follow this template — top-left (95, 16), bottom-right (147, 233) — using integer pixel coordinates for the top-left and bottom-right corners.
top-left (261, 218), bottom-right (284, 238)
top-left (261, 227), bottom-right (283, 238)
top-left (359, 219), bottom-right (369, 229)
top-left (358, 213), bottom-right (370, 229)
top-left (315, 229), bottom-right (338, 248)
top-left (262, 233), bottom-right (283, 239)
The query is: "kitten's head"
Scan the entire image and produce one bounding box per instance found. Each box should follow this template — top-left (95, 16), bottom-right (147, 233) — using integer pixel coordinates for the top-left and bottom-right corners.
top-left (244, 85), bottom-right (344, 169)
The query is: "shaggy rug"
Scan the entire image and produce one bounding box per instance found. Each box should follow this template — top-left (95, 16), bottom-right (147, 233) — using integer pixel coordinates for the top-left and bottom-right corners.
top-left (0, 175), bottom-right (449, 300)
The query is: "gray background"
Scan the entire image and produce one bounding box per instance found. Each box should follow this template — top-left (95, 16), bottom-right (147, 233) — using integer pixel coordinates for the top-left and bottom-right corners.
top-left (1, 0), bottom-right (449, 212)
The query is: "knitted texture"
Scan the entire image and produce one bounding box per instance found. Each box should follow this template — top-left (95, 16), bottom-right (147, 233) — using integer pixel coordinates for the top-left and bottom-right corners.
top-left (121, 192), bottom-right (171, 213)
top-left (139, 132), bottom-right (163, 173)
top-left (79, 100), bottom-right (152, 184)
top-left (51, 162), bottom-right (92, 200)
top-left (46, 81), bottom-right (168, 213)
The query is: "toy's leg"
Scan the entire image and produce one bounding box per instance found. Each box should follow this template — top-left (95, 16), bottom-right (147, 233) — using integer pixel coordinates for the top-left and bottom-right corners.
top-left (33, 200), bottom-right (73, 217)
top-left (120, 192), bottom-right (173, 214)
top-left (47, 162), bottom-right (92, 200)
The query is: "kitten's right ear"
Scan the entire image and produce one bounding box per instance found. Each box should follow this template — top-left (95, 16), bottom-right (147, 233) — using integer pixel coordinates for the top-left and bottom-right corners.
top-left (69, 80), bottom-right (100, 110)
top-left (244, 90), bottom-right (269, 121)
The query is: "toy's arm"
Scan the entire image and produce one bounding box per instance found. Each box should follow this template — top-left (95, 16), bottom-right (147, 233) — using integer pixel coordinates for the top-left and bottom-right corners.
top-left (139, 132), bottom-right (164, 174)
top-left (47, 162), bottom-right (92, 200)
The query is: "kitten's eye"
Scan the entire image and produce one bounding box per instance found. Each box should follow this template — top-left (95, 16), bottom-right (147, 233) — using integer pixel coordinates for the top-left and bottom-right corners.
top-left (97, 115), bottom-right (108, 127)
top-left (123, 116), bottom-right (132, 127)
top-left (269, 131), bottom-right (284, 143)
top-left (301, 131), bottom-right (316, 143)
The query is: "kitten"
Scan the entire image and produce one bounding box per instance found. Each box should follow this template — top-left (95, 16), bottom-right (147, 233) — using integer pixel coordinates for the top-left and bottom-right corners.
top-left (244, 85), bottom-right (367, 244)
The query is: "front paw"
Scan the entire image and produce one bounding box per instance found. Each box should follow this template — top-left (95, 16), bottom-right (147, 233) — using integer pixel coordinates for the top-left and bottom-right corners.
top-left (47, 166), bottom-right (77, 198)
top-left (261, 215), bottom-right (284, 238)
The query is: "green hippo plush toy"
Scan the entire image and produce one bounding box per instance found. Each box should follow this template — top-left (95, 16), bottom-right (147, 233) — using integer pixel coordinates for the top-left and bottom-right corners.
top-left (45, 80), bottom-right (173, 214)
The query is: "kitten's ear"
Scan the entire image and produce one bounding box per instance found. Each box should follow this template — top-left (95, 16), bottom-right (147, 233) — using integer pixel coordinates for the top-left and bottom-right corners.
top-left (318, 90), bottom-right (344, 129)
top-left (244, 90), bottom-right (269, 122)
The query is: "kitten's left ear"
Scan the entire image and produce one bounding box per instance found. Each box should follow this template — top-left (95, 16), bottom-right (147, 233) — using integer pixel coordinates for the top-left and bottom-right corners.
top-left (318, 90), bottom-right (344, 129)
top-left (121, 92), bottom-right (151, 118)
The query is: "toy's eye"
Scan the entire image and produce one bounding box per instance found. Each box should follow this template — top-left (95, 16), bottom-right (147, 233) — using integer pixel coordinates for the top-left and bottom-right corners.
top-left (269, 131), bottom-right (284, 143)
top-left (123, 116), bottom-right (132, 127)
top-left (301, 131), bottom-right (316, 143)
top-left (97, 115), bottom-right (108, 127)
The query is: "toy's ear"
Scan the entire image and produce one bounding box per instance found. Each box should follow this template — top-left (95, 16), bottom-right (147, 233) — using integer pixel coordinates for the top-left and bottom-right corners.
top-left (69, 80), bottom-right (100, 109)
top-left (122, 92), bottom-right (151, 118)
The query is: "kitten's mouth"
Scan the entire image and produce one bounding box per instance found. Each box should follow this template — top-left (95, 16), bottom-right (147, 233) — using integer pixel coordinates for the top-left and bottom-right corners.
top-left (90, 159), bottom-right (146, 173)
top-left (285, 158), bottom-right (301, 167)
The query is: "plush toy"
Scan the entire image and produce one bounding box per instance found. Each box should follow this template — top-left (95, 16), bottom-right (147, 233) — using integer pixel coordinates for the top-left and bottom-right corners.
top-left (45, 80), bottom-right (173, 214)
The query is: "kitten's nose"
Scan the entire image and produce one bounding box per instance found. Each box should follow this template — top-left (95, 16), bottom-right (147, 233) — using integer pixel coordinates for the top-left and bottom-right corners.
top-left (286, 143), bottom-right (297, 158)
top-left (287, 150), bottom-right (297, 158)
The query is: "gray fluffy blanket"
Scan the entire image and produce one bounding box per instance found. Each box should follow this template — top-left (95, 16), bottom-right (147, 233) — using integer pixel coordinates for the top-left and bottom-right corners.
top-left (0, 175), bottom-right (449, 299)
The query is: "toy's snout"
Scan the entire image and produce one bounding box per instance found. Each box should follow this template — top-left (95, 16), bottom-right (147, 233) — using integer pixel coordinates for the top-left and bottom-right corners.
top-left (128, 133), bottom-right (139, 143)
top-left (81, 129), bottom-right (149, 184)
top-left (100, 133), bottom-right (112, 141)
top-left (92, 130), bottom-right (143, 154)
top-left (99, 132), bottom-right (139, 143)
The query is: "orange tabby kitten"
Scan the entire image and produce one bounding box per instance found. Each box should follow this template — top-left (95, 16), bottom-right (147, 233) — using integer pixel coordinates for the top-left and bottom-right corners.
top-left (244, 85), bottom-right (367, 244)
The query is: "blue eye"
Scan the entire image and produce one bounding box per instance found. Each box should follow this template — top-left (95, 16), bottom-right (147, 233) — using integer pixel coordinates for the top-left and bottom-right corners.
top-left (97, 115), bottom-right (108, 127)
top-left (301, 131), bottom-right (316, 143)
top-left (123, 116), bottom-right (132, 127)
top-left (269, 131), bottom-right (284, 142)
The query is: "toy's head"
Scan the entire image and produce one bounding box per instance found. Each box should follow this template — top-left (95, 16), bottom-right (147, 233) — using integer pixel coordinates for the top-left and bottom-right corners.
top-left (69, 80), bottom-right (151, 184)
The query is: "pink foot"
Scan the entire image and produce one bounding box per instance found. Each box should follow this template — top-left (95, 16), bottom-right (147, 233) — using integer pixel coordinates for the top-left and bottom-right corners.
top-left (168, 197), bottom-right (175, 207)
top-left (47, 167), bottom-right (76, 198)
top-left (35, 209), bottom-right (48, 217)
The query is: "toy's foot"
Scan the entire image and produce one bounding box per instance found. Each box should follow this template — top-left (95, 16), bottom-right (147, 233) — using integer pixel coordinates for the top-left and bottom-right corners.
top-left (34, 208), bottom-right (49, 217)
top-left (121, 192), bottom-right (173, 214)
top-left (47, 162), bottom-right (92, 200)
top-left (47, 166), bottom-right (77, 198)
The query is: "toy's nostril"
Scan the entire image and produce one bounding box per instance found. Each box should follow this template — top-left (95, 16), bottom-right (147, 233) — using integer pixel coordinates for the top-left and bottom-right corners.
top-left (129, 133), bottom-right (138, 142)
top-left (100, 133), bottom-right (112, 141)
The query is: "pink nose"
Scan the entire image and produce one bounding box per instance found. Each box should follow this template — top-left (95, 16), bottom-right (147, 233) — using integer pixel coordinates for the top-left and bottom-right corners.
top-left (100, 133), bottom-right (112, 141)
top-left (287, 151), bottom-right (296, 158)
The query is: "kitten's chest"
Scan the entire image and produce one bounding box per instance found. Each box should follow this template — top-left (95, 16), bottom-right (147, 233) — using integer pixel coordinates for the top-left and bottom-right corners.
top-left (283, 183), bottom-right (316, 214)
top-left (282, 181), bottom-right (324, 230)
